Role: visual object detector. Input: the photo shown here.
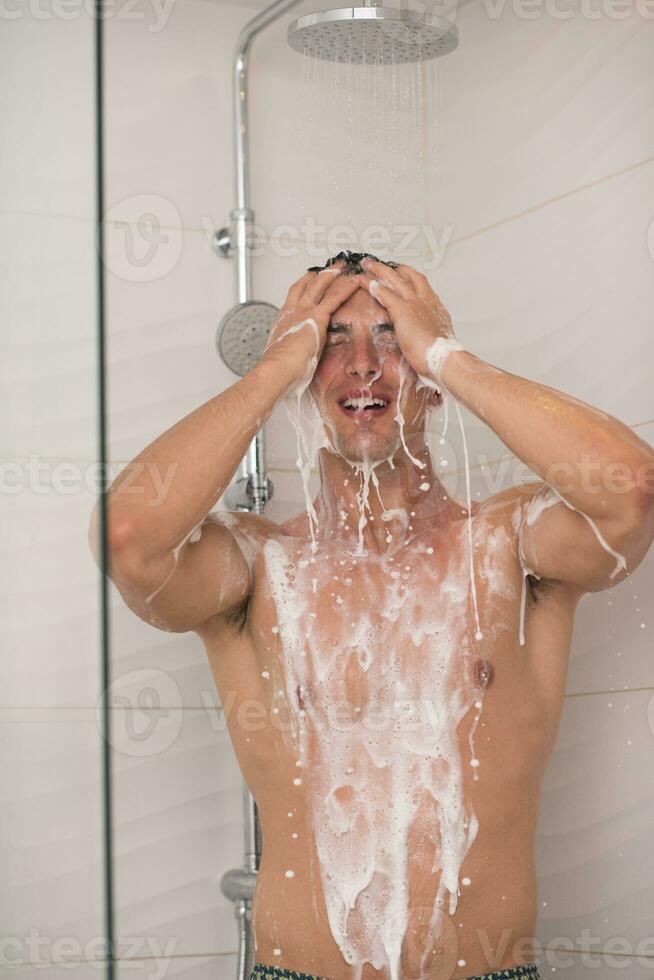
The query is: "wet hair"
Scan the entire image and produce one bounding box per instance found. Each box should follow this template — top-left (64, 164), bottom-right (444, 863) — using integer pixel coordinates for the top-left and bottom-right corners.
top-left (307, 249), bottom-right (399, 276)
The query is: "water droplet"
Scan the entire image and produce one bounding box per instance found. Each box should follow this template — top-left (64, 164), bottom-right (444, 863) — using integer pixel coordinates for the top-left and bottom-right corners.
top-left (285, 869), bottom-right (295, 878)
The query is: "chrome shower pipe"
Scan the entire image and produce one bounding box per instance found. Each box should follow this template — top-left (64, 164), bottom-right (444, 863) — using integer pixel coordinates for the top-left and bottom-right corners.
top-left (220, 6), bottom-right (304, 980)
top-left (230, 0), bottom-right (304, 513)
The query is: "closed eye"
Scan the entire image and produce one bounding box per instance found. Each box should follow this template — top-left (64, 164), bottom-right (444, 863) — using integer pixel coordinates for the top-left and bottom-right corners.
top-left (325, 323), bottom-right (394, 344)
top-left (326, 325), bottom-right (349, 345)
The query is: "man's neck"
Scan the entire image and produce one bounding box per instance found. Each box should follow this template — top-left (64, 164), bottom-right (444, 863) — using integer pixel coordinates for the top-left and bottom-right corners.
top-left (313, 437), bottom-right (453, 554)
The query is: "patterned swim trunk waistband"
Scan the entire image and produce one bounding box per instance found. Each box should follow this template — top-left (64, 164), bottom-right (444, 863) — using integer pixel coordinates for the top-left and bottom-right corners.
top-left (251, 961), bottom-right (542, 980)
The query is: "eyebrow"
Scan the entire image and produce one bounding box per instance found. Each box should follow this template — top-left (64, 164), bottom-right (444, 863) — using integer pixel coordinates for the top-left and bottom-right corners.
top-left (328, 321), bottom-right (394, 331)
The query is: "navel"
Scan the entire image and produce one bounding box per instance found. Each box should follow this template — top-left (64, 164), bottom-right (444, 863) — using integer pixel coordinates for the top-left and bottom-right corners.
top-left (473, 658), bottom-right (494, 690)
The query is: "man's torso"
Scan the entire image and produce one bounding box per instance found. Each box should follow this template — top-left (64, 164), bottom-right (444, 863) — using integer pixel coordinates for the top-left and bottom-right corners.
top-left (196, 491), bottom-right (582, 980)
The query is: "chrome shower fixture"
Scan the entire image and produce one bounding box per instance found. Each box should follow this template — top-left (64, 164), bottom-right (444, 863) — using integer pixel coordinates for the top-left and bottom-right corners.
top-left (217, 301), bottom-right (280, 378)
top-left (287, 3), bottom-right (459, 64)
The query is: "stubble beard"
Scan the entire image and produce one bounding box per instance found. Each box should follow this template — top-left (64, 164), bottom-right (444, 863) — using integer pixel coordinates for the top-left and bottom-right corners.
top-left (322, 412), bottom-right (403, 467)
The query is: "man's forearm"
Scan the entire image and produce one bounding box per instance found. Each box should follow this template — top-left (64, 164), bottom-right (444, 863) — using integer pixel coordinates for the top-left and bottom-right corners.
top-left (440, 350), bottom-right (654, 519)
top-left (101, 354), bottom-right (297, 559)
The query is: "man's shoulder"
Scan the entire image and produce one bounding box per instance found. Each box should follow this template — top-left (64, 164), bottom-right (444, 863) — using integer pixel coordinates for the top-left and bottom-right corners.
top-left (472, 480), bottom-right (544, 557)
top-left (477, 482), bottom-right (585, 601)
top-left (476, 480), bottom-right (546, 524)
top-left (207, 507), bottom-right (282, 542)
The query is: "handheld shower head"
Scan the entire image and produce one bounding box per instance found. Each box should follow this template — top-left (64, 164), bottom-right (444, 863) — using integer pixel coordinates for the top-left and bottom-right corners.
top-left (217, 301), bottom-right (280, 377)
top-left (287, 5), bottom-right (458, 64)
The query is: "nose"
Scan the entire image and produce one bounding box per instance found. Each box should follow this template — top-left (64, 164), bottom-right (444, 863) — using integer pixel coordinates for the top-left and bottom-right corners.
top-left (345, 333), bottom-right (381, 382)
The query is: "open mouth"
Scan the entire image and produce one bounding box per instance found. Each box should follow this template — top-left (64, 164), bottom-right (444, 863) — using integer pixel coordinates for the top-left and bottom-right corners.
top-left (337, 393), bottom-right (392, 418)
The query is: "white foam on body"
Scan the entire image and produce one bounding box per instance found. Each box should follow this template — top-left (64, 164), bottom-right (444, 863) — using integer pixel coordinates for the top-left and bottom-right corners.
top-left (263, 530), bottom-right (483, 980)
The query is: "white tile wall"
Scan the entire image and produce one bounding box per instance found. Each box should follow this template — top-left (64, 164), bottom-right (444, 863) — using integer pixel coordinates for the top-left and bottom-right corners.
top-left (5, 0), bottom-right (652, 974)
top-left (0, 967), bottom-right (110, 980)
top-left (0, 3), bottom-right (105, 971)
top-left (110, 709), bottom-right (244, 956)
top-left (0, 213), bottom-right (98, 459)
top-left (0, 713), bottom-right (105, 947)
top-left (0, 15), bottom-right (97, 219)
top-left (0, 483), bottom-right (103, 708)
top-left (535, 690), bottom-right (654, 953)
top-left (117, 953), bottom-right (238, 980)
top-left (104, 224), bottom-right (237, 462)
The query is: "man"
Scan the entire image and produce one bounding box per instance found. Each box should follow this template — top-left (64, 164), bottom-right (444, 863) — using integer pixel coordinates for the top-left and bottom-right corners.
top-left (93, 251), bottom-right (654, 980)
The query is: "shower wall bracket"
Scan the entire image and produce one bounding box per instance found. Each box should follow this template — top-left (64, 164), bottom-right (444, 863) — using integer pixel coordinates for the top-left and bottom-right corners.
top-left (224, 474), bottom-right (275, 512)
top-left (213, 208), bottom-right (255, 268)
top-left (213, 225), bottom-right (233, 258)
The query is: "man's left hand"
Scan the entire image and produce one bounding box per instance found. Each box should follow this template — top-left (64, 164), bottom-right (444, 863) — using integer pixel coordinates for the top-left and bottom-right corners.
top-left (358, 258), bottom-right (456, 377)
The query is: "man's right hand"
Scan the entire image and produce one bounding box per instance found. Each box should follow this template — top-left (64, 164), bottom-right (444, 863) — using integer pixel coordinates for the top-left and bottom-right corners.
top-left (261, 260), bottom-right (361, 385)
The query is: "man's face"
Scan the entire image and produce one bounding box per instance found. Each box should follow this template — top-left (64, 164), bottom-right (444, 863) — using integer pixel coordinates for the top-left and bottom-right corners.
top-left (308, 284), bottom-right (438, 463)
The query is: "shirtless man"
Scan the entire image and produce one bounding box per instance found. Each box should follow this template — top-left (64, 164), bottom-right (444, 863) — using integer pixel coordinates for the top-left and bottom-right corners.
top-left (93, 251), bottom-right (654, 980)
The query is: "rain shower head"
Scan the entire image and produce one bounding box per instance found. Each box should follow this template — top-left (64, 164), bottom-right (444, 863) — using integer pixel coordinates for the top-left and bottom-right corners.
top-left (217, 301), bottom-right (280, 377)
top-left (287, 5), bottom-right (458, 64)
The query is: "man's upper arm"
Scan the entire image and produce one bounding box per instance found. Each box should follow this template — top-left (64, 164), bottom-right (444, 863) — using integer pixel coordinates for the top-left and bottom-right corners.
top-left (515, 481), bottom-right (654, 593)
top-left (109, 511), bottom-right (264, 634)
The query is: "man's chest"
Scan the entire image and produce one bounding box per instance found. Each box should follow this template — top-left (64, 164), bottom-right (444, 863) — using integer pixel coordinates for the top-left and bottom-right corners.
top-left (244, 524), bottom-right (529, 735)
top-left (254, 519), bottom-right (522, 653)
